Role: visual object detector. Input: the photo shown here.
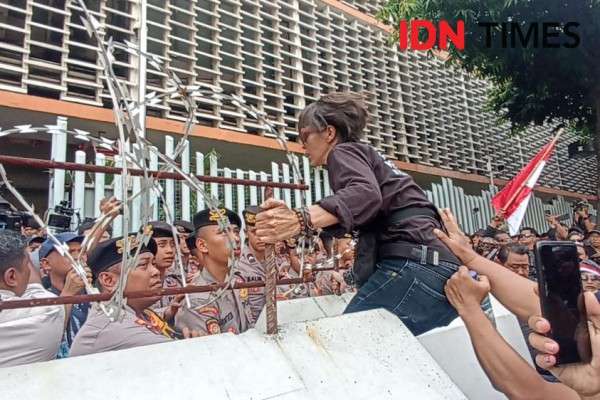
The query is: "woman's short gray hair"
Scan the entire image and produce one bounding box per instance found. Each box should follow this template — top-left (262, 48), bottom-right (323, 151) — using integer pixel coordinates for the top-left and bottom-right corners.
top-left (298, 92), bottom-right (369, 142)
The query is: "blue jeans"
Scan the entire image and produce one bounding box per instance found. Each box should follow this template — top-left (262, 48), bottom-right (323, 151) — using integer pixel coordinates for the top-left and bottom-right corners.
top-left (345, 257), bottom-right (459, 336)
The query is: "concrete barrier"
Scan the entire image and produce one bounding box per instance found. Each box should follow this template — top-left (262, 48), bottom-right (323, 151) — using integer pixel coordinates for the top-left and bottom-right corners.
top-left (1, 294), bottom-right (533, 400)
top-left (1, 299), bottom-right (465, 400)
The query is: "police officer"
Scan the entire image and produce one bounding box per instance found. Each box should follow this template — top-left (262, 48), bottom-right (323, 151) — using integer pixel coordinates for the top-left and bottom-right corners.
top-left (174, 219), bottom-right (194, 267)
top-left (236, 206), bottom-right (266, 325)
top-left (146, 221), bottom-right (184, 323)
top-left (70, 235), bottom-right (178, 356)
top-left (175, 208), bottom-right (253, 335)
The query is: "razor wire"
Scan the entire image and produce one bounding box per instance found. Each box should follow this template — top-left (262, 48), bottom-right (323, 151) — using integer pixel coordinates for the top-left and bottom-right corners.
top-left (0, 0), bottom-right (351, 320)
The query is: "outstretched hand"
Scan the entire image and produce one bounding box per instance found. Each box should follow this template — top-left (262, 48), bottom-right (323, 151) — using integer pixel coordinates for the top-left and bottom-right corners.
top-left (61, 267), bottom-right (92, 296)
top-left (491, 211), bottom-right (505, 228)
top-left (434, 208), bottom-right (478, 266)
top-left (100, 196), bottom-right (121, 218)
top-left (163, 294), bottom-right (185, 322)
top-left (445, 266), bottom-right (490, 316)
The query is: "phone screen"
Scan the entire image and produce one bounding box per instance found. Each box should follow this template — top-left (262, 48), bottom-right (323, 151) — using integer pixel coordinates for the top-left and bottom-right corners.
top-left (535, 241), bottom-right (592, 365)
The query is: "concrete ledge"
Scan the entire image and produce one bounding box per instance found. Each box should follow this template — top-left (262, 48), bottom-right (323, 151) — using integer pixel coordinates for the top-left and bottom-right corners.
top-left (1, 305), bottom-right (465, 400)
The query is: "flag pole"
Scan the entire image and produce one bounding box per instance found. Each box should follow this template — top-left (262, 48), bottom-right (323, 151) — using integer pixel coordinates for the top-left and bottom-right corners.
top-left (499, 127), bottom-right (564, 214)
top-left (487, 156), bottom-right (496, 196)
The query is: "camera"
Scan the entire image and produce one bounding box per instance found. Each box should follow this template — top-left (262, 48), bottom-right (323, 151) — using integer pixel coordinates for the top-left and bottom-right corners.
top-left (0, 211), bottom-right (24, 231)
top-left (47, 200), bottom-right (78, 233)
top-left (0, 195), bottom-right (24, 231)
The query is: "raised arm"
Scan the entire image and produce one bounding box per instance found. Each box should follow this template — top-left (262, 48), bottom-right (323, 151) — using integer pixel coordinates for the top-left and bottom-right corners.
top-left (435, 208), bottom-right (540, 321)
top-left (445, 267), bottom-right (579, 400)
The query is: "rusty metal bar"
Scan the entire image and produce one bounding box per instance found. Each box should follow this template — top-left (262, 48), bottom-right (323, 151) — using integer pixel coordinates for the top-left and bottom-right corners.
top-left (0, 155), bottom-right (309, 190)
top-left (0, 275), bottom-right (324, 311)
top-left (263, 187), bottom-right (278, 335)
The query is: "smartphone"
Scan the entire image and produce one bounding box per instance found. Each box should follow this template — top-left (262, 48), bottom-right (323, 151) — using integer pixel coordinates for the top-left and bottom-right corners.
top-left (544, 211), bottom-right (570, 221)
top-left (535, 241), bottom-right (592, 365)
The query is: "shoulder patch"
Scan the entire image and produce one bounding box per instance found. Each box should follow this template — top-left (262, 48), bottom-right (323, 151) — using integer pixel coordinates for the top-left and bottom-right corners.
top-left (206, 318), bottom-right (221, 335)
top-left (195, 306), bottom-right (219, 317)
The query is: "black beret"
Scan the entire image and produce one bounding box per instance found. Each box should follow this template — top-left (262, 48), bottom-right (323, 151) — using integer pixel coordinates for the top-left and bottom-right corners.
top-left (88, 234), bottom-right (157, 281)
top-left (146, 221), bottom-right (174, 238)
top-left (587, 229), bottom-right (600, 238)
top-left (174, 220), bottom-right (194, 234)
top-left (27, 235), bottom-right (46, 245)
top-left (192, 208), bottom-right (241, 230)
top-left (242, 205), bottom-right (260, 227)
top-left (187, 208), bottom-right (241, 250)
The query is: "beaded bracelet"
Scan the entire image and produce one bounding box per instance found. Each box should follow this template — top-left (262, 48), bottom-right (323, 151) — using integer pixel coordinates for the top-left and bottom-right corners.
top-left (294, 208), bottom-right (307, 236)
top-left (302, 206), bottom-right (317, 234)
top-left (293, 207), bottom-right (318, 237)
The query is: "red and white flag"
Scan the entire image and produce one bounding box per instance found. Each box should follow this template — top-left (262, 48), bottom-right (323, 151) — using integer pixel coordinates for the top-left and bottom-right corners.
top-left (492, 132), bottom-right (561, 236)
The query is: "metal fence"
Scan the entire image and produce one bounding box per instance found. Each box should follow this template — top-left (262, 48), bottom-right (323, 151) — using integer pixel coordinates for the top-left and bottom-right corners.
top-left (46, 118), bottom-right (591, 235)
top-left (48, 126), bottom-right (329, 233)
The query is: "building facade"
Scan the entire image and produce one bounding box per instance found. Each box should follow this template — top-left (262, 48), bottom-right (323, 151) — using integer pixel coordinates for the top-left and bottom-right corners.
top-left (0, 0), bottom-right (595, 216)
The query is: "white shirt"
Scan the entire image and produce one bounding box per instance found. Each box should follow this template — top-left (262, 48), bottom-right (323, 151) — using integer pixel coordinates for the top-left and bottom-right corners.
top-left (0, 284), bottom-right (65, 368)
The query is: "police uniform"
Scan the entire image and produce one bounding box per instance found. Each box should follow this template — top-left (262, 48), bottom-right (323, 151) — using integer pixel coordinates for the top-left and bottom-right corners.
top-left (235, 206), bottom-right (266, 324)
top-left (147, 221), bottom-right (184, 311)
top-left (0, 284), bottom-right (65, 366)
top-left (71, 235), bottom-right (176, 356)
top-left (175, 208), bottom-right (253, 335)
top-left (175, 267), bottom-right (253, 335)
top-left (236, 246), bottom-right (265, 325)
top-left (70, 306), bottom-right (175, 357)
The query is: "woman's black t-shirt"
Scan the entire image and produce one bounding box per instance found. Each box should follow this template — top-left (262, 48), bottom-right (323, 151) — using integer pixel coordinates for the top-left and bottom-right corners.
top-left (318, 142), bottom-right (459, 263)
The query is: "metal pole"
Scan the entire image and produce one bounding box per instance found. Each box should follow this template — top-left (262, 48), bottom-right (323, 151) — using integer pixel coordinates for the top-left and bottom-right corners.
top-left (264, 187), bottom-right (278, 334)
top-left (49, 116), bottom-right (68, 210)
top-left (137, 0), bottom-right (147, 138)
top-left (500, 129), bottom-right (564, 214)
top-left (487, 156), bottom-right (495, 196)
top-left (0, 155), bottom-right (309, 190)
top-left (0, 275), bottom-right (337, 311)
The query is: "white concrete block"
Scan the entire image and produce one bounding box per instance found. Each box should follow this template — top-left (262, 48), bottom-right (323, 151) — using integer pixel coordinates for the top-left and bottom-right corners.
top-left (1, 308), bottom-right (465, 400)
top-left (274, 309), bottom-right (466, 400)
top-left (255, 297), bottom-right (328, 334)
top-left (255, 293), bottom-right (356, 334)
top-left (312, 294), bottom-right (351, 317)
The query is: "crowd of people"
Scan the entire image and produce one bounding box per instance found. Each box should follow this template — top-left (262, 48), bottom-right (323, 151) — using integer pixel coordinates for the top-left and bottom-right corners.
top-left (0, 91), bottom-right (599, 399)
top-left (0, 196), bottom-right (356, 363)
top-left (469, 202), bottom-right (600, 292)
top-left (1, 196), bottom-right (598, 399)
top-left (444, 203), bottom-right (600, 400)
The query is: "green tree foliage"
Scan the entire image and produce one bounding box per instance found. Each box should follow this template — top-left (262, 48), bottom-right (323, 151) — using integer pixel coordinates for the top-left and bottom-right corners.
top-left (378, 0), bottom-right (600, 197)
